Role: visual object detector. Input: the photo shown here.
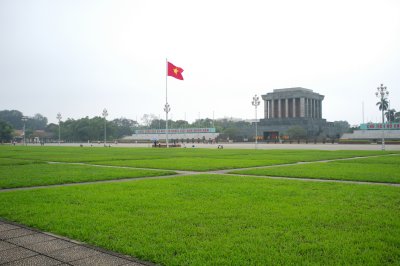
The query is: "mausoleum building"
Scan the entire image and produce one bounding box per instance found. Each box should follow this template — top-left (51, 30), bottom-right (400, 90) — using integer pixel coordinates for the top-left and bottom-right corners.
top-left (259, 87), bottom-right (334, 139)
top-left (263, 88), bottom-right (324, 119)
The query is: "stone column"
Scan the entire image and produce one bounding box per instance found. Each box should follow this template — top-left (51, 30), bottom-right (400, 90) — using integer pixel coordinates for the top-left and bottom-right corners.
top-left (278, 99), bottom-right (281, 118)
top-left (270, 100), bottom-right (273, 119)
top-left (314, 99), bottom-right (317, 119)
top-left (271, 99), bottom-right (275, 118)
top-left (314, 99), bottom-right (317, 118)
top-left (305, 98), bottom-right (309, 117)
top-left (304, 98), bottom-right (307, 117)
top-left (312, 99), bottom-right (315, 118)
top-left (319, 100), bottom-right (322, 118)
top-left (300, 98), bottom-right (305, 117)
top-left (292, 98), bottom-right (296, 118)
top-left (264, 100), bottom-right (268, 119)
top-left (285, 98), bottom-right (289, 118)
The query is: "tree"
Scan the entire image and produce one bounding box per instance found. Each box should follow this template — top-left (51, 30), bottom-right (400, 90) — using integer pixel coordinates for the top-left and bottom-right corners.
top-left (376, 98), bottom-right (389, 112)
top-left (385, 109), bottom-right (396, 123)
top-left (172, 120), bottom-right (189, 129)
top-left (112, 118), bottom-right (138, 138)
top-left (26, 113), bottom-right (48, 130)
top-left (0, 120), bottom-right (13, 142)
top-left (46, 123), bottom-right (59, 139)
top-left (287, 126), bottom-right (307, 140)
top-left (222, 127), bottom-right (238, 140)
top-left (149, 118), bottom-right (165, 129)
top-left (0, 110), bottom-right (23, 129)
top-left (332, 121), bottom-right (350, 135)
top-left (395, 112), bottom-right (400, 123)
top-left (141, 114), bottom-right (158, 128)
top-left (54, 116), bottom-right (119, 142)
top-left (0, 110), bottom-right (48, 131)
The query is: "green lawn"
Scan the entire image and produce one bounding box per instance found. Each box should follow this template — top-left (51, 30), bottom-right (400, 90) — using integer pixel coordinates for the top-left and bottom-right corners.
top-left (0, 158), bottom-right (39, 166)
top-left (0, 162), bottom-right (175, 188)
top-left (0, 175), bottom-right (399, 265)
top-left (1, 146), bottom-right (399, 265)
top-left (335, 155), bottom-right (400, 165)
top-left (90, 157), bottom-right (296, 171)
top-left (0, 146), bottom-right (396, 171)
top-left (230, 155), bottom-right (400, 183)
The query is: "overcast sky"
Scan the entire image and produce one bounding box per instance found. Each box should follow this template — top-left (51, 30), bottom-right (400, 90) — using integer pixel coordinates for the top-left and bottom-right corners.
top-left (1, 0), bottom-right (399, 126)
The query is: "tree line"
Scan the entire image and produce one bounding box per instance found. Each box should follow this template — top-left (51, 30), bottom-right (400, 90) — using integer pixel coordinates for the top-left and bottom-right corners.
top-left (1, 106), bottom-right (399, 143)
top-left (0, 110), bottom-right (256, 143)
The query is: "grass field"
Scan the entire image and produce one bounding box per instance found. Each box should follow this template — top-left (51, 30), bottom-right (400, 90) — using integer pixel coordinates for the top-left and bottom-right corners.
top-left (0, 175), bottom-right (399, 265)
top-left (230, 154), bottom-right (400, 183)
top-left (0, 146), bottom-right (399, 265)
top-left (0, 146), bottom-right (397, 171)
top-left (0, 158), bottom-right (175, 188)
top-left (0, 158), bottom-right (39, 166)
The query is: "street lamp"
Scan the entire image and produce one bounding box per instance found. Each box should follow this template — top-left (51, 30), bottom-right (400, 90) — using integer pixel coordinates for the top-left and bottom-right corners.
top-left (56, 112), bottom-right (62, 145)
top-left (164, 103), bottom-right (171, 148)
top-left (252, 94), bottom-right (260, 149)
top-left (375, 84), bottom-right (389, 151)
top-left (21, 116), bottom-right (28, 146)
top-left (102, 108), bottom-right (108, 147)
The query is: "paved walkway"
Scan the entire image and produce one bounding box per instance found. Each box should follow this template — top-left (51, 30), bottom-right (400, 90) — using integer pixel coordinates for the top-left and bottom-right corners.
top-left (0, 220), bottom-right (150, 266)
top-left (41, 142), bottom-right (400, 151)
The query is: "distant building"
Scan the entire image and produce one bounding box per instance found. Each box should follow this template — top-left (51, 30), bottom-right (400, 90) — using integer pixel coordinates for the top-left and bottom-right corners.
top-left (122, 128), bottom-right (219, 143)
top-left (259, 87), bottom-right (344, 139)
top-left (13, 129), bottom-right (53, 143)
top-left (341, 123), bottom-right (400, 141)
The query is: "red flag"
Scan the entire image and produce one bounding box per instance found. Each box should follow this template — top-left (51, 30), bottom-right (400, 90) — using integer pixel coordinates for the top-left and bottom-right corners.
top-left (167, 62), bottom-right (184, 80)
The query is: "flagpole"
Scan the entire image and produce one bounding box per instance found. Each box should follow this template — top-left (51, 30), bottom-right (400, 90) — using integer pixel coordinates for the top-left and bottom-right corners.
top-left (164, 58), bottom-right (170, 148)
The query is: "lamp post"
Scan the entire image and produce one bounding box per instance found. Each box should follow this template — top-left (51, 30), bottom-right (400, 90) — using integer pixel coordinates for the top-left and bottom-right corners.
top-left (375, 84), bottom-right (389, 151)
top-left (102, 108), bottom-right (108, 147)
top-left (164, 103), bottom-right (171, 148)
top-left (21, 116), bottom-right (28, 146)
top-left (56, 112), bottom-right (62, 145)
top-left (252, 94), bottom-right (260, 149)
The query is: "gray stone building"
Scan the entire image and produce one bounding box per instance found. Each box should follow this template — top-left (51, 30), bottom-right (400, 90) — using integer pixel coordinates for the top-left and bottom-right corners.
top-left (259, 87), bottom-right (334, 139)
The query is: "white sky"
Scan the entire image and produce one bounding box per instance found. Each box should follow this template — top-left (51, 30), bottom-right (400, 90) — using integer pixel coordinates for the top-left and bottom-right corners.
top-left (1, 0), bottom-right (399, 126)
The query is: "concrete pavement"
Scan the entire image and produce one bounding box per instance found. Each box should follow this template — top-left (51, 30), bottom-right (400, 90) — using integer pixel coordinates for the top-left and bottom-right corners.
top-left (0, 220), bottom-right (150, 266)
top-left (18, 142), bottom-right (400, 150)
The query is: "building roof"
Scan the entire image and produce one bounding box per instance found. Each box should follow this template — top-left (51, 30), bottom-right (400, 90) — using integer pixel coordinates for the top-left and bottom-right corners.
top-left (273, 87), bottom-right (313, 93)
top-left (262, 87), bottom-right (324, 100)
